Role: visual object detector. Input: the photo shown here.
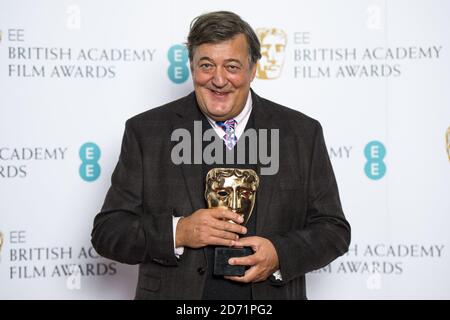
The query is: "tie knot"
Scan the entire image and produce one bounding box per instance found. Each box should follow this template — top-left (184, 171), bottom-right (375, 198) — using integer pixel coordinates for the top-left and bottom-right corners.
top-left (216, 119), bottom-right (237, 132)
top-left (216, 118), bottom-right (237, 150)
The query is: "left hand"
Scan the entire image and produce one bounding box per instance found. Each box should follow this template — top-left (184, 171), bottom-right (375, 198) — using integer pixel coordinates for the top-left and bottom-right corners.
top-left (224, 236), bottom-right (279, 283)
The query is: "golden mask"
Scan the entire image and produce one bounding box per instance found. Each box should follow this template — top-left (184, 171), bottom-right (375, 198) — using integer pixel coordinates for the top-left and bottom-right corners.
top-left (205, 168), bottom-right (259, 225)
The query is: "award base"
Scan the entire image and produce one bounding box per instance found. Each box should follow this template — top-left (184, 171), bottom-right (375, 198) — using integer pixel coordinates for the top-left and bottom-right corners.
top-left (213, 247), bottom-right (253, 276)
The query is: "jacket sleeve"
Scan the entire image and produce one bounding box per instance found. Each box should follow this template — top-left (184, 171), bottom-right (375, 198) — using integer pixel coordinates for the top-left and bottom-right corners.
top-left (267, 121), bottom-right (351, 283)
top-left (91, 119), bottom-right (177, 266)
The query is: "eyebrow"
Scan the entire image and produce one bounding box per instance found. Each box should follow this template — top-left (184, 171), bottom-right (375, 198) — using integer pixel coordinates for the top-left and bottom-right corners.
top-left (198, 57), bottom-right (243, 67)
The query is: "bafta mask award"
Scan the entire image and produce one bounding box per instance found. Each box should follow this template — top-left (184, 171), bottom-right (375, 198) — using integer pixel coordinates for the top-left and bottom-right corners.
top-left (205, 168), bottom-right (260, 276)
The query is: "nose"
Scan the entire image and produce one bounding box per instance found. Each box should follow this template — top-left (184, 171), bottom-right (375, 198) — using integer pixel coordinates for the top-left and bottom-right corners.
top-left (212, 67), bottom-right (227, 88)
top-left (268, 46), bottom-right (276, 63)
top-left (230, 190), bottom-right (241, 212)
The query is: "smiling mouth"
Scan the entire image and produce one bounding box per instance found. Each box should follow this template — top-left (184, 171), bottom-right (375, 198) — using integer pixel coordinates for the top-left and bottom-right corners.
top-left (209, 89), bottom-right (230, 97)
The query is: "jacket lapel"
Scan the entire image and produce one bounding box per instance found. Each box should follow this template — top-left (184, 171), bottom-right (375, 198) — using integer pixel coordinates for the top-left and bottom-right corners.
top-left (171, 93), bottom-right (205, 214)
top-left (251, 91), bottom-right (282, 234)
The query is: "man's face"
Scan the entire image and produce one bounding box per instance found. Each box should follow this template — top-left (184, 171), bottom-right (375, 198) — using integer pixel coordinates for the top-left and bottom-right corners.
top-left (205, 168), bottom-right (259, 225)
top-left (257, 30), bottom-right (286, 79)
top-left (191, 33), bottom-right (256, 122)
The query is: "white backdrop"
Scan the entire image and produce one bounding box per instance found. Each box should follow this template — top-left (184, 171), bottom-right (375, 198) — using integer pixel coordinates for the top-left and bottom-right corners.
top-left (0, 0), bottom-right (449, 299)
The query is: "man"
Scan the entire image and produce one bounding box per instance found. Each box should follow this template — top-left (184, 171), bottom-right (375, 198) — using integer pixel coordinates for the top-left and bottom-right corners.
top-left (91, 11), bottom-right (350, 300)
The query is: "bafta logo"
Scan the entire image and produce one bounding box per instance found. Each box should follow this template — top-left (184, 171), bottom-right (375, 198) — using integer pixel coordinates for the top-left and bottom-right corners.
top-left (446, 126), bottom-right (450, 161)
top-left (205, 168), bottom-right (259, 276)
top-left (256, 28), bottom-right (287, 80)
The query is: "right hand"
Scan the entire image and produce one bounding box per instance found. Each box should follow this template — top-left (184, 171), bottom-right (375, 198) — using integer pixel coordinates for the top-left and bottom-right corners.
top-left (175, 208), bottom-right (247, 249)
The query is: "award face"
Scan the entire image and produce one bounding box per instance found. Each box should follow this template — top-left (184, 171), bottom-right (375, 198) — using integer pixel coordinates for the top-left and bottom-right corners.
top-left (255, 28), bottom-right (287, 80)
top-left (205, 168), bottom-right (259, 225)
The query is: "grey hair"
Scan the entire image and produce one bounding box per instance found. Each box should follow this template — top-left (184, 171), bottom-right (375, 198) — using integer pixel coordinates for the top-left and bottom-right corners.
top-left (187, 11), bottom-right (261, 67)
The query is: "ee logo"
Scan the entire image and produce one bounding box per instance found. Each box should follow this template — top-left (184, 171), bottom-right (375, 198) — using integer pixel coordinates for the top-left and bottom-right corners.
top-left (364, 141), bottom-right (386, 180)
top-left (79, 142), bottom-right (101, 182)
top-left (167, 44), bottom-right (189, 84)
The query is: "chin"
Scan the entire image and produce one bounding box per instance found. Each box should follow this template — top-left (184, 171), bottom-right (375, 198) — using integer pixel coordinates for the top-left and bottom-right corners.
top-left (206, 105), bottom-right (232, 117)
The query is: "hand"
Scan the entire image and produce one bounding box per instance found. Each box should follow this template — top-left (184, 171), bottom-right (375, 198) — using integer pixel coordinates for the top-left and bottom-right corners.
top-left (176, 208), bottom-right (247, 249)
top-left (225, 236), bottom-right (279, 283)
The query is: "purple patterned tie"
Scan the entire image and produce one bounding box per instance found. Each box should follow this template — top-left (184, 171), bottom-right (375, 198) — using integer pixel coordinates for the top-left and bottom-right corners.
top-left (216, 119), bottom-right (237, 150)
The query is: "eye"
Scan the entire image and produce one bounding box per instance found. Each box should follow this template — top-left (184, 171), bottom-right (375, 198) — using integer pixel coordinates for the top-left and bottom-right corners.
top-left (226, 65), bottom-right (240, 72)
top-left (217, 191), bottom-right (229, 197)
top-left (199, 63), bottom-right (213, 71)
top-left (262, 45), bottom-right (271, 52)
top-left (239, 190), bottom-right (251, 198)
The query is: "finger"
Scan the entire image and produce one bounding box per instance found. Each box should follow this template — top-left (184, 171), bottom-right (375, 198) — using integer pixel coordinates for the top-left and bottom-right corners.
top-left (213, 220), bottom-right (247, 235)
top-left (210, 229), bottom-right (240, 241)
top-left (228, 254), bottom-right (257, 266)
top-left (233, 236), bottom-right (258, 248)
top-left (211, 208), bottom-right (244, 224)
top-left (224, 275), bottom-right (247, 282)
top-left (205, 236), bottom-right (236, 247)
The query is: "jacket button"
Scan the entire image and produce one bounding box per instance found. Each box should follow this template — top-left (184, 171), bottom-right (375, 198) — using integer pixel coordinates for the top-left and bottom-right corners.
top-left (197, 267), bottom-right (205, 275)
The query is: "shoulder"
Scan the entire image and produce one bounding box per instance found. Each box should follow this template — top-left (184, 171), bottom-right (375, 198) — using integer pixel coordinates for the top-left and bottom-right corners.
top-left (254, 92), bottom-right (322, 134)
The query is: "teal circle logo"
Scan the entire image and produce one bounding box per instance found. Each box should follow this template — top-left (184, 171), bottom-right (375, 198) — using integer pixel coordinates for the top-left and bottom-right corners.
top-left (167, 44), bottom-right (189, 84)
top-left (364, 140), bottom-right (386, 180)
top-left (79, 142), bottom-right (101, 182)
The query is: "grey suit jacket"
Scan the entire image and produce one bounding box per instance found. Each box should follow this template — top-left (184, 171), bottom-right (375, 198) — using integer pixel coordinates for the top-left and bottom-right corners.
top-left (91, 90), bottom-right (351, 299)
